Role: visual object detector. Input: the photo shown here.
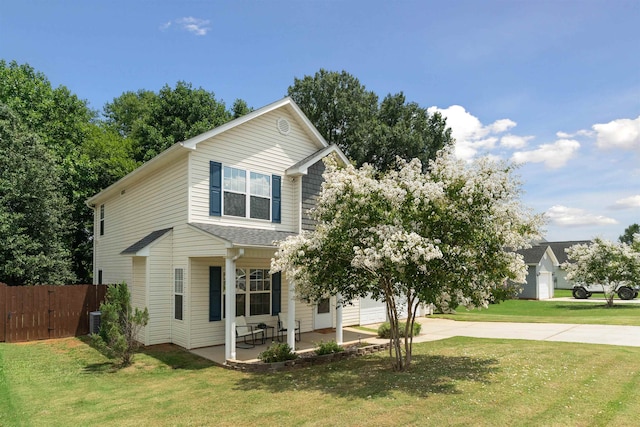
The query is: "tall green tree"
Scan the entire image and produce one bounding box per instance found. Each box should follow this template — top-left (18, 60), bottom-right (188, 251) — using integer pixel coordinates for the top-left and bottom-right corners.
top-left (368, 92), bottom-right (452, 171)
top-left (287, 69), bottom-right (379, 165)
top-left (619, 223), bottom-right (640, 245)
top-left (0, 104), bottom-right (75, 285)
top-left (104, 81), bottom-right (242, 162)
top-left (287, 69), bottom-right (453, 170)
top-left (0, 60), bottom-right (99, 283)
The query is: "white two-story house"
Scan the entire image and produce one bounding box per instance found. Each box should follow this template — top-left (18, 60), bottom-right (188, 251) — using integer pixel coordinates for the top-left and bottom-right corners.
top-left (87, 98), bottom-right (361, 361)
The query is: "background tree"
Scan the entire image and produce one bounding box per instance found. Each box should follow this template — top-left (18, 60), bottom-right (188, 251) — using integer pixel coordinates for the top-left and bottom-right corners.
top-left (564, 238), bottom-right (640, 307)
top-left (619, 223), bottom-right (640, 245)
top-left (231, 99), bottom-right (253, 119)
top-left (287, 69), bottom-right (453, 170)
top-left (92, 282), bottom-right (149, 367)
top-left (272, 152), bottom-right (541, 371)
top-left (0, 60), bottom-right (102, 283)
top-left (104, 81), bottom-right (243, 162)
top-left (287, 69), bottom-right (378, 165)
top-left (368, 92), bottom-right (452, 171)
top-left (0, 104), bottom-right (75, 285)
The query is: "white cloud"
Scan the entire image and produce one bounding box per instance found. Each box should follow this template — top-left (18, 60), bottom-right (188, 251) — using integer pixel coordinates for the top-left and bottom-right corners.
top-left (500, 134), bottom-right (533, 149)
top-left (545, 205), bottom-right (618, 227)
top-left (162, 17), bottom-right (211, 36)
top-left (489, 118), bottom-right (516, 134)
top-left (592, 115), bottom-right (640, 150)
top-left (610, 195), bottom-right (640, 210)
top-left (427, 105), bottom-right (519, 161)
top-left (511, 139), bottom-right (580, 169)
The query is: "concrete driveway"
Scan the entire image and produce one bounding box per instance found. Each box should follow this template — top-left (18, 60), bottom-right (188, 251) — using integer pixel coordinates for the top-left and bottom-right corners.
top-left (413, 317), bottom-right (640, 347)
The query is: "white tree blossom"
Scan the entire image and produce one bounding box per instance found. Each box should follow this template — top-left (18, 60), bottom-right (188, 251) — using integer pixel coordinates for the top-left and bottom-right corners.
top-left (564, 238), bottom-right (640, 307)
top-left (272, 150), bottom-right (542, 371)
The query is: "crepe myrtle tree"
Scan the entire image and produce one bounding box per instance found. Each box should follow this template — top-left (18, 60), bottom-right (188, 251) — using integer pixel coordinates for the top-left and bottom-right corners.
top-left (271, 151), bottom-right (542, 371)
top-left (564, 238), bottom-right (640, 307)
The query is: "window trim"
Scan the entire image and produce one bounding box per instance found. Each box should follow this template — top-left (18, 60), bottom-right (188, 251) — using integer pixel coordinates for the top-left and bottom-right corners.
top-left (99, 204), bottom-right (105, 236)
top-left (223, 268), bottom-right (272, 317)
top-left (174, 268), bottom-right (184, 321)
top-left (221, 166), bottom-right (272, 221)
top-left (210, 162), bottom-right (281, 223)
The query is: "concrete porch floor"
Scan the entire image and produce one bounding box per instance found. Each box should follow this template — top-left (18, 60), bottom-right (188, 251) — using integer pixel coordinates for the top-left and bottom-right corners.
top-left (190, 326), bottom-right (382, 365)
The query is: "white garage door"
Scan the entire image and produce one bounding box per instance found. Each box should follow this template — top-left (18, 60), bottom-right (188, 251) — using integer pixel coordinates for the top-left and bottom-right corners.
top-left (359, 295), bottom-right (387, 325)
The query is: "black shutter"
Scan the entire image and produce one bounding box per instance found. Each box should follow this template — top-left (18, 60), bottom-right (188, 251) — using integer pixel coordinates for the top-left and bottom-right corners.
top-left (271, 272), bottom-right (281, 315)
top-left (210, 161), bottom-right (222, 216)
top-left (209, 266), bottom-right (222, 321)
top-left (272, 174), bottom-right (281, 223)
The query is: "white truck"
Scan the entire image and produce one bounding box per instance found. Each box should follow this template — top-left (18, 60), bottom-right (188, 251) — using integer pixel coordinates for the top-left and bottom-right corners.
top-left (572, 283), bottom-right (639, 300)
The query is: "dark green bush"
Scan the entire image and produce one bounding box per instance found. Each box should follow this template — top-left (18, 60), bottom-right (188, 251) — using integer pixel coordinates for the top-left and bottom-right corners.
top-left (258, 342), bottom-right (298, 363)
top-left (315, 340), bottom-right (344, 355)
top-left (377, 321), bottom-right (421, 339)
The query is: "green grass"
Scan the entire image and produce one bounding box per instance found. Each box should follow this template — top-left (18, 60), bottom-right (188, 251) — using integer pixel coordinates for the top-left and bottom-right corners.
top-left (433, 297), bottom-right (640, 326)
top-left (2, 337), bottom-right (640, 426)
top-left (554, 289), bottom-right (573, 298)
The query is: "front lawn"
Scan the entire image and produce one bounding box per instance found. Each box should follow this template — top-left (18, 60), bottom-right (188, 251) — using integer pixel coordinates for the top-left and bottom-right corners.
top-left (2, 337), bottom-right (640, 426)
top-left (433, 298), bottom-right (640, 326)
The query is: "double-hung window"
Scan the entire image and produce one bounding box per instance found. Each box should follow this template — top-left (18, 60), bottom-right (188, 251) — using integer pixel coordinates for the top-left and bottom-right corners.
top-left (224, 268), bottom-right (271, 317)
top-left (249, 172), bottom-right (270, 220)
top-left (211, 162), bottom-right (280, 222)
top-left (174, 268), bottom-right (184, 321)
top-left (223, 166), bottom-right (247, 217)
top-left (99, 204), bottom-right (105, 236)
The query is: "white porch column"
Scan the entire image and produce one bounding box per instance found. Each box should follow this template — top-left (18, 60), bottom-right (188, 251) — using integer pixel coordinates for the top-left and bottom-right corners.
top-left (225, 248), bottom-right (244, 361)
top-left (287, 278), bottom-right (296, 350)
top-left (336, 293), bottom-right (343, 345)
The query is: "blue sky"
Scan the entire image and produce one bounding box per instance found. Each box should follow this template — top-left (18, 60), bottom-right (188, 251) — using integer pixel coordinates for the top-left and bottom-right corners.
top-left (2, 0), bottom-right (639, 242)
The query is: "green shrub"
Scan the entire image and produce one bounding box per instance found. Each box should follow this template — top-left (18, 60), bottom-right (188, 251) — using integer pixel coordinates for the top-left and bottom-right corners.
top-left (315, 340), bottom-right (344, 355)
top-left (91, 282), bottom-right (149, 367)
top-left (258, 342), bottom-right (298, 363)
top-left (377, 321), bottom-right (421, 339)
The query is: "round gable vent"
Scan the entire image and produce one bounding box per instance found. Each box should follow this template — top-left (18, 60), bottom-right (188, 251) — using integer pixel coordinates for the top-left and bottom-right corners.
top-left (276, 117), bottom-right (291, 135)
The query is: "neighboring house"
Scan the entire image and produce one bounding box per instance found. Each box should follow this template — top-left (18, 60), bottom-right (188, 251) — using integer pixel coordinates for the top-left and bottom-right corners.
top-left (516, 244), bottom-right (559, 300)
top-left (516, 240), bottom-right (591, 298)
top-left (547, 241), bottom-right (591, 289)
top-left (87, 97), bottom-right (358, 361)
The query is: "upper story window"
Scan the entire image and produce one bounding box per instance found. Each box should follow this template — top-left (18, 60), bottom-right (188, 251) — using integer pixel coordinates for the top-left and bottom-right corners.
top-left (223, 166), bottom-right (247, 217)
top-left (211, 161), bottom-right (281, 223)
top-left (249, 172), bottom-right (271, 220)
top-left (99, 204), bottom-right (105, 236)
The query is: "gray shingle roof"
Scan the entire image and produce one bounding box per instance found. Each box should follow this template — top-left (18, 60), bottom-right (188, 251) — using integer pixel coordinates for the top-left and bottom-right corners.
top-left (517, 244), bottom-right (550, 264)
top-left (547, 240), bottom-right (591, 264)
top-left (190, 223), bottom-right (296, 247)
top-left (121, 228), bottom-right (173, 255)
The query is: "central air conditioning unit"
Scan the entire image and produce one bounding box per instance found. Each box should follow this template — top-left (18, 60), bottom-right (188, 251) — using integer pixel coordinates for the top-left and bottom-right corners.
top-left (89, 311), bottom-right (101, 335)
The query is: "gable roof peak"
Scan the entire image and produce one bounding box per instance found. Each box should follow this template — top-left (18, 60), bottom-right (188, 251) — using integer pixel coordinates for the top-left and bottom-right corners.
top-left (181, 96), bottom-right (328, 150)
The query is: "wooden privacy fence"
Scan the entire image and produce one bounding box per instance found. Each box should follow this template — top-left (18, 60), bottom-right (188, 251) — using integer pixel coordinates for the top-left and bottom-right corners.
top-left (0, 283), bottom-right (108, 343)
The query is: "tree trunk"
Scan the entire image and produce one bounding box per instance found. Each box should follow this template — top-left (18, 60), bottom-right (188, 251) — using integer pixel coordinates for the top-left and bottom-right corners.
top-left (383, 279), bottom-right (404, 371)
top-left (402, 291), bottom-right (418, 369)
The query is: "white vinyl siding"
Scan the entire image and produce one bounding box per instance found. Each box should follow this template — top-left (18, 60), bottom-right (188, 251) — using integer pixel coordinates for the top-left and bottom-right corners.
top-left (189, 109), bottom-right (321, 231)
top-left (131, 257), bottom-right (147, 344)
top-left (93, 155), bottom-right (188, 287)
top-left (146, 236), bottom-right (173, 345)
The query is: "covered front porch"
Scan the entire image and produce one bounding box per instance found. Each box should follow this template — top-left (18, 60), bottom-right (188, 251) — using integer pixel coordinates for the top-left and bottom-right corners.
top-left (191, 326), bottom-right (381, 365)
